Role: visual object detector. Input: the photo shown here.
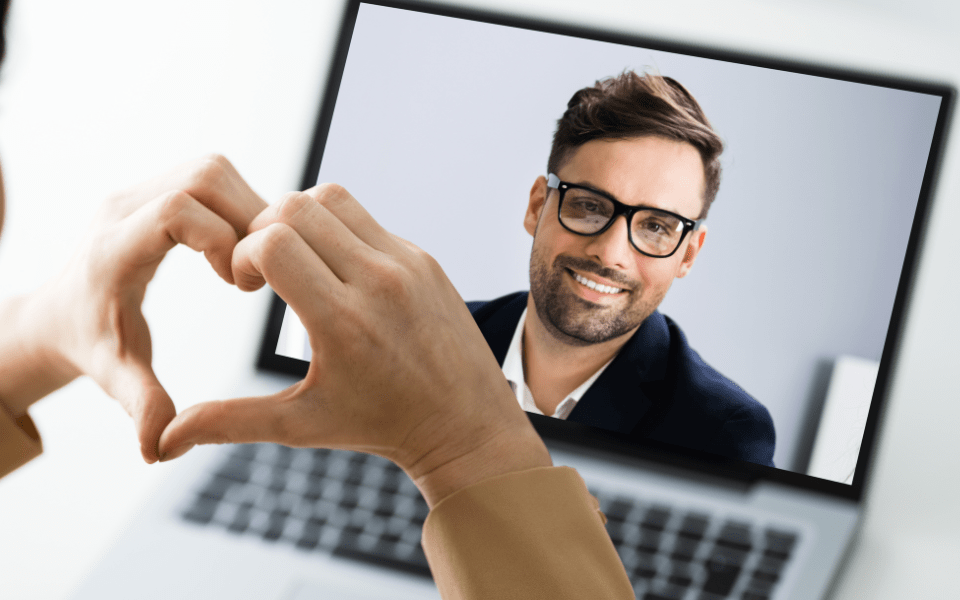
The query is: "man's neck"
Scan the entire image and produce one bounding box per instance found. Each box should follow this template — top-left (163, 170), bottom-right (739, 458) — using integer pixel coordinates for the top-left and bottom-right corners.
top-left (521, 296), bottom-right (635, 416)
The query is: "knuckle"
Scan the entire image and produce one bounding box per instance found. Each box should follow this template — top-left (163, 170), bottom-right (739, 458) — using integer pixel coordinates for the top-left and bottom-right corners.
top-left (368, 257), bottom-right (410, 297)
top-left (156, 190), bottom-right (194, 223)
top-left (255, 222), bottom-right (298, 267)
top-left (311, 182), bottom-right (349, 208)
top-left (190, 153), bottom-right (232, 191)
top-left (273, 191), bottom-right (312, 222)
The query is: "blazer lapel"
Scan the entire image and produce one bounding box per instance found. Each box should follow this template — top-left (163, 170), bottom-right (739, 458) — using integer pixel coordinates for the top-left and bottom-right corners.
top-left (471, 292), bottom-right (673, 436)
top-left (567, 311), bottom-right (672, 434)
top-left (470, 291), bottom-right (529, 366)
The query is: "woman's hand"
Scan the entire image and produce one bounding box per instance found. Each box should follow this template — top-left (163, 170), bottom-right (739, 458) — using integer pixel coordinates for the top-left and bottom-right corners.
top-left (158, 184), bottom-right (550, 506)
top-left (0, 155), bottom-right (267, 463)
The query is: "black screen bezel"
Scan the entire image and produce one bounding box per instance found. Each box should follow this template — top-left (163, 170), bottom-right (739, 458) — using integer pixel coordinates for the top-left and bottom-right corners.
top-left (255, 0), bottom-right (956, 502)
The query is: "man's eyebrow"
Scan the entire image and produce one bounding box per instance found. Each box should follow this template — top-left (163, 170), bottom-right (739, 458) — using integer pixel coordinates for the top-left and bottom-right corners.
top-left (567, 179), bottom-right (686, 215)
top-left (567, 179), bottom-right (619, 200)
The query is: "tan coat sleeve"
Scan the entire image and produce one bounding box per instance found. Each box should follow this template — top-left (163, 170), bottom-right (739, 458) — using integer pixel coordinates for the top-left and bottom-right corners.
top-left (0, 403), bottom-right (43, 479)
top-left (421, 466), bottom-right (634, 600)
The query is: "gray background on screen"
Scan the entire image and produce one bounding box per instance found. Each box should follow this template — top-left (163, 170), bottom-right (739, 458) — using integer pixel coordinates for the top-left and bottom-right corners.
top-left (311, 4), bottom-right (942, 471)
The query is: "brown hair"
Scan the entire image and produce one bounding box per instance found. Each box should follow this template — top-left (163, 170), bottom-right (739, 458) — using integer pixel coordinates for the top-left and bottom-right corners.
top-left (548, 71), bottom-right (723, 219)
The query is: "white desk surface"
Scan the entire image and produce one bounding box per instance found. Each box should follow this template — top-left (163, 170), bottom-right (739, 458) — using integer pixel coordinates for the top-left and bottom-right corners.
top-left (1, 1), bottom-right (959, 599)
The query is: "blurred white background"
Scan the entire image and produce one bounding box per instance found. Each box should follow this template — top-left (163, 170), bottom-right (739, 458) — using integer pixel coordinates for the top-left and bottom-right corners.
top-left (0, 1), bottom-right (958, 598)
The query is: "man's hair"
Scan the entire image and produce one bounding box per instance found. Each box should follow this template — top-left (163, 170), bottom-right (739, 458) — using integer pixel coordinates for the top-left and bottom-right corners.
top-left (548, 71), bottom-right (723, 219)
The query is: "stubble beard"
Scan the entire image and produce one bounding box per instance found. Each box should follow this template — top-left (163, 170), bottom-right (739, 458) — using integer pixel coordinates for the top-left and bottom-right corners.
top-left (528, 245), bottom-right (663, 347)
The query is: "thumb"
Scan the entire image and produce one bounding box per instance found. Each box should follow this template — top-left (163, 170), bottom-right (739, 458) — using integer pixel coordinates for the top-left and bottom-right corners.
top-left (99, 360), bottom-right (178, 464)
top-left (158, 392), bottom-right (295, 462)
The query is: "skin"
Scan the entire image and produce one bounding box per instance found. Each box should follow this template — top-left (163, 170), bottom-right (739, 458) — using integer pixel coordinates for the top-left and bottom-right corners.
top-left (0, 155), bottom-right (268, 462)
top-left (521, 136), bottom-right (709, 416)
top-left (157, 185), bottom-right (552, 506)
top-left (0, 155), bottom-right (550, 507)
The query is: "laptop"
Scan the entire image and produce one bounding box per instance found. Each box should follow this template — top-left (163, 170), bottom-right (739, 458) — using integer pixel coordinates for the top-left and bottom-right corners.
top-left (71, 1), bottom-right (954, 599)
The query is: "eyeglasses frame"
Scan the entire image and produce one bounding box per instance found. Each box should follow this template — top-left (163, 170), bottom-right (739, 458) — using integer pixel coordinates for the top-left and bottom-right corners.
top-left (546, 173), bottom-right (705, 259)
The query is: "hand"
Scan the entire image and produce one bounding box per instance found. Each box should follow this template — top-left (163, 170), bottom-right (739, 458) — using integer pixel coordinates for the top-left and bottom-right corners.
top-left (159, 184), bottom-right (551, 505)
top-left (0, 155), bottom-right (267, 463)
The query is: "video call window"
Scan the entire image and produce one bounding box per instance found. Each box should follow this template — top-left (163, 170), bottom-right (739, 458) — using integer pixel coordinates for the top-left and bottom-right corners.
top-left (275, 3), bottom-right (943, 483)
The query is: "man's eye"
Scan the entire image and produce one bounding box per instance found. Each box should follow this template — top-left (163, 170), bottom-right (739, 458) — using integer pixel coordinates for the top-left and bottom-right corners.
top-left (572, 199), bottom-right (602, 213)
top-left (637, 219), bottom-right (672, 237)
top-left (643, 221), bottom-right (664, 233)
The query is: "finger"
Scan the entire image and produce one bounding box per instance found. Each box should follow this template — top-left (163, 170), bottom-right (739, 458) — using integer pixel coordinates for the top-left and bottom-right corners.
top-left (301, 183), bottom-right (399, 253)
top-left (158, 394), bottom-right (299, 461)
top-left (247, 191), bottom-right (379, 283)
top-left (231, 222), bottom-right (344, 327)
top-left (111, 154), bottom-right (268, 235)
top-left (114, 190), bottom-right (240, 283)
top-left (99, 359), bottom-right (178, 463)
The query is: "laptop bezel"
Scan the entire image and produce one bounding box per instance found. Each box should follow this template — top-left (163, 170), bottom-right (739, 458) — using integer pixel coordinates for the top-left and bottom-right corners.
top-left (255, 0), bottom-right (955, 503)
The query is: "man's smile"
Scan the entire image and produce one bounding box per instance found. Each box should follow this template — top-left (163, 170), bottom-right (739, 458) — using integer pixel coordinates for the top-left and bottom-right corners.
top-left (569, 269), bottom-right (626, 295)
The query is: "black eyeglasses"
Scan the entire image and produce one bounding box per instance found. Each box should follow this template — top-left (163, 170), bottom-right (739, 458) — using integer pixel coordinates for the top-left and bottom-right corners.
top-left (547, 173), bottom-right (705, 259)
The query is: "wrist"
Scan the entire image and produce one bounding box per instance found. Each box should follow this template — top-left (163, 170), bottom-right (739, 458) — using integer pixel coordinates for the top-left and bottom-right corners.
top-left (0, 286), bottom-right (81, 415)
top-left (404, 414), bottom-right (552, 508)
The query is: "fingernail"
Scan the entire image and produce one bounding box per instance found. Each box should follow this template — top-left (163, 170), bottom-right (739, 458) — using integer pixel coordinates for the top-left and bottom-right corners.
top-left (160, 444), bottom-right (194, 462)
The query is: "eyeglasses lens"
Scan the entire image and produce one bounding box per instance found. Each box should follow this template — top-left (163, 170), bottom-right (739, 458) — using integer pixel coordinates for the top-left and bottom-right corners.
top-left (559, 189), bottom-right (685, 257)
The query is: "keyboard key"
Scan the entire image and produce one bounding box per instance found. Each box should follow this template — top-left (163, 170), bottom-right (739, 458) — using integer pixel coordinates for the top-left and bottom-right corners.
top-left (643, 583), bottom-right (687, 600)
top-left (763, 528), bottom-right (798, 559)
top-left (182, 497), bottom-right (219, 524)
top-left (606, 521), bottom-right (627, 547)
top-left (296, 517), bottom-right (324, 549)
top-left (198, 475), bottom-right (233, 501)
top-left (228, 502), bottom-right (253, 533)
top-left (265, 511), bottom-right (291, 542)
top-left (633, 552), bottom-right (658, 580)
top-left (605, 498), bottom-right (634, 522)
top-left (373, 493), bottom-right (398, 518)
top-left (678, 512), bottom-right (710, 540)
top-left (753, 555), bottom-right (786, 582)
top-left (671, 535), bottom-right (700, 562)
top-left (300, 476), bottom-right (323, 502)
top-left (215, 458), bottom-right (252, 483)
top-left (744, 576), bottom-right (775, 596)
top-left (717, 521), bottom-right (753, 551)
top-left (703, 546), bottom-right (746, 596)
top-left (244, 507), bottom-right (269, 534)
top-left (339, 485), bottom-right (360, 509)
top-left (380, 473), bottom-right (402, 495)
top-left (641, 506), bottom-right (672, 532)
top-left (411, 499), bottom-right (429, 525)
top-left (637, 529), bottom-right (662, 553)
top-left (667, 560), bottom-right (694, 587)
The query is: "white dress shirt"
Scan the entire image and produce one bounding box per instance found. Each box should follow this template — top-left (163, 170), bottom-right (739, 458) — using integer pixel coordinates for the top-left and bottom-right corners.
top-left (501, 308), bottom-right (616, 419)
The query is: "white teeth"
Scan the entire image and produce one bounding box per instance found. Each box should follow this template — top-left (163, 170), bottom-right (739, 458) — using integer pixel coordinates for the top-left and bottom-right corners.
top-left (573, 272), bottom-right (623, 294)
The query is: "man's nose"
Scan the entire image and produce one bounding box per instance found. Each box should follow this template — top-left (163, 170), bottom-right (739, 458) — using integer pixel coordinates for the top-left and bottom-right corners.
top-left (583, 215), bottom-right (634, 269)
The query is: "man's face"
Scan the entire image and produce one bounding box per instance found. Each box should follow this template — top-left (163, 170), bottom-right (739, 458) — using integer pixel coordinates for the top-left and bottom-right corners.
top-left (524, 136), bottom-right (708, 346)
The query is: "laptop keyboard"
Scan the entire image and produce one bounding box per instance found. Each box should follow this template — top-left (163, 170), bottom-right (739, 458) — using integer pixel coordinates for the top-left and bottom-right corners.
top-left (181, 444), bottom-right (799, 599)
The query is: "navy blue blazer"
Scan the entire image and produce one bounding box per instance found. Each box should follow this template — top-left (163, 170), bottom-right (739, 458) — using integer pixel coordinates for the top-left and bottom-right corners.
top-left (468, 292), bottom-right (776, 468)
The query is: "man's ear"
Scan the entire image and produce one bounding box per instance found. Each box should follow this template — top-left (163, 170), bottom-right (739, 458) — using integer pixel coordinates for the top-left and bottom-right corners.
top-left (524, 176), bottom-right (548, 237)
top-left (676, 224), bottom-right (707, 278)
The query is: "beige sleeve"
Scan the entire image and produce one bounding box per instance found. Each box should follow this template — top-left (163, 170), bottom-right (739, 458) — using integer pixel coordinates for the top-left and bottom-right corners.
top-left (0, 402), bottom-right (43, 479)
top-left (421, 465), bottom-right (634, 600)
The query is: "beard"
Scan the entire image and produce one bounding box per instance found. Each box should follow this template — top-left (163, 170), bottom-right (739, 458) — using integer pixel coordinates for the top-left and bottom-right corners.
top-left (528, 246), bottom-right (663, 346)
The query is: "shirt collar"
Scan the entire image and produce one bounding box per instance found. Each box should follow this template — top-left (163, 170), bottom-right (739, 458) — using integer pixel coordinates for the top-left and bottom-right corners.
top-left (501, 307), bottom-right (616, 419)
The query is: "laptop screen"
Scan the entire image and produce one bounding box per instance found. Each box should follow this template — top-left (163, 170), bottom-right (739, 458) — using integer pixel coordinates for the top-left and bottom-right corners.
top-left (257, 0), bottom-right (952, 499)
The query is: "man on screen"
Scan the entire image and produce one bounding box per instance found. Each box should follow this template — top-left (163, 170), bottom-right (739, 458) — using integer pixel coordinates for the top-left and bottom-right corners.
top-left (469, 71), bottom-right (776, 467)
